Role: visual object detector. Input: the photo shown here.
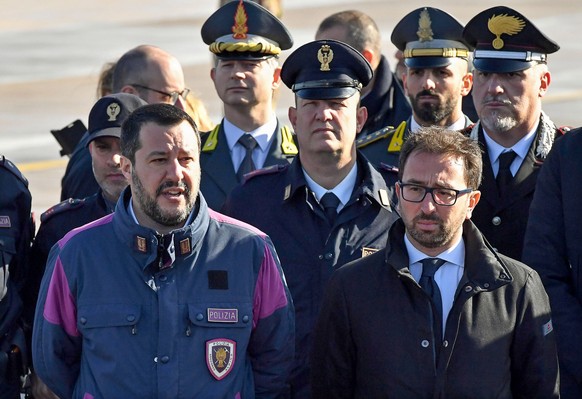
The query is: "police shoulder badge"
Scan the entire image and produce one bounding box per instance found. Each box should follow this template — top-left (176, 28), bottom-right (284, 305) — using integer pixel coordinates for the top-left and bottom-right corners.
top-left (206, 338), bottom-right (236, 380)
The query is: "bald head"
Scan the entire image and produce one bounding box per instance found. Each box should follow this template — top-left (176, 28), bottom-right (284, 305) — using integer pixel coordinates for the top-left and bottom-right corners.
top-left (112, 45), bottom-right (186, 107)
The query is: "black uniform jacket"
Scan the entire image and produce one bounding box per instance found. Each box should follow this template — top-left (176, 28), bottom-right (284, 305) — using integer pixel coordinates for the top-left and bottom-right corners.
top-left (199, 119), bottom-right (296, 211)
top-left (222, 153), bottom-right (398, 399)
top-left (523, 127), bottom-right (582, 399)
top-left (468, 116), bottom-right (564, 261)
top-left (311, 219), bottom-right (559, 399)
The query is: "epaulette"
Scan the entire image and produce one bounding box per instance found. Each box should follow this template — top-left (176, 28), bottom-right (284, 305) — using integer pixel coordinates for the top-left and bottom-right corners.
top-left (40, 198), bottom-right (87, 223)
top-left (242, 164), bottom-right (289, 183)
top-left (378, 162), bottom-right (399, 174)
top-left (201, 124), bottom-right (298, 156)
top-left (356, 121), bottom-right (408, 153)
top-left (0, 155), bottom-right (29, 187)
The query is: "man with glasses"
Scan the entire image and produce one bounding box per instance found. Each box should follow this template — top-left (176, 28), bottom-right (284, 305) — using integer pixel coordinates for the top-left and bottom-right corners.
top-left (60, 45), bottom-right (191, 201)
top-left (199, 0), bottom-right (297, 210)
top-left (311, 127), bottom-right (559, 398)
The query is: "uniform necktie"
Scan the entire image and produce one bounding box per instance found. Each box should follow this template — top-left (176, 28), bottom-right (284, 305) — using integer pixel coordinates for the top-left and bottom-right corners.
top-left (320, 192), bottom-right (340, 224)
top-left (236, 134), bottom-right (258, 182)
top-left (496, 150), bottom-right (517, 197)
top-left (420, 258), bottom-right (446, 326)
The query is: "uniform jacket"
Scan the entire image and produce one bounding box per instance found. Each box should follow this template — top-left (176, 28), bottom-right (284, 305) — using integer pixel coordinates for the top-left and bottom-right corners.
top-left (24, 191), bottom-right (113, 327)
top-left (0, 156), bottom-right (34, 398)
top-left (222, 154), bottom-right (399, 399)
top-left (357, 116), bottom-right (473, 169)
top-left (200, 119), bottom-right (296, 211)
top-left (312, 219), bottom-right (559, 399)
top-left (359, 55), bottom-right (411, 136)
top-left (523, 127), bottom-right (582, 399)
top-left (33, 190), bottom-right (294, 399)
top-left (468, 114), bottom-right (564, 261)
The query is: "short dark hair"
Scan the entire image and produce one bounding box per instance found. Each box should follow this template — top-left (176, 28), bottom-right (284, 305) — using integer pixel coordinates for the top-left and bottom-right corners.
top-left (398, 127), bottom-right (483, 189)
top-left (316, 10), bottom-right (381, 56)
top-left (121, 103), bottom-right (200, 164)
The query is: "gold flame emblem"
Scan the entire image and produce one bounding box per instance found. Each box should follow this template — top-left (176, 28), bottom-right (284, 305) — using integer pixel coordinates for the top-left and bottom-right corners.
top-left (231, 0), bottom-right (249, 39)
top-left (487, 13), bottom-right (525, 50)
top-left (417, 8), bottom-right (434, 42)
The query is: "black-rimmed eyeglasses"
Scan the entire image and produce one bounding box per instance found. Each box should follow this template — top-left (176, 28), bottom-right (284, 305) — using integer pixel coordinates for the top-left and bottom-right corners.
top-left (130, 84), bottom-right (190, 105)
top-left (398, 182), bottom-right (473, 206)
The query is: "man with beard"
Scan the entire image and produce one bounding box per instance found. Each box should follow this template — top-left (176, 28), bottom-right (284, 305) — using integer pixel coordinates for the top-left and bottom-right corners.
top-left (199, 0), bottom-right (297, 210)
top-left (357, 7), bottom-right (474, 169)
top-left (32, 104), bottom-right (294, 398)
top-left (462, 6), bottom-right (565, 261)
top-left (311, 127), bottom-right (559, 398)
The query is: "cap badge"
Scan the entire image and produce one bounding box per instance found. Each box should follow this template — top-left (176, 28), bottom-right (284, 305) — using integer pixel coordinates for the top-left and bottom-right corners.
top-left (416, 8), bottom-right (434, 42)
top-left (231, 0), bottom-right (249, 39)
top-left (106, 102), bottom-right (121, 122)
top-left (487, 14), bottom-right (525, 50)
top-left (317, 45), bottom-right (334, 71)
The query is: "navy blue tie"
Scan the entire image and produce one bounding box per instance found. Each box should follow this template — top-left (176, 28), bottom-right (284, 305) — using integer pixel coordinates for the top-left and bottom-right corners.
top-left (237, 134), bottom-right (258, 182)
top-left (420, 258), bottom-right (446, 324)
top-left (320, 192), bottom-right (340, 224)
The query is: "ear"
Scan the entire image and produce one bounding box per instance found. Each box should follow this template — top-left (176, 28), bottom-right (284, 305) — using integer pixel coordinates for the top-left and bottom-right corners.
top-left (361, 49), bottom-right (375, 66)
top-left (539, 70), bottom-right (551, 98)
top-left (402, 73), bottom-right (409, 96)
top-left (210, 68), bottom-right (216, 83)
top-left (120, 156), bottom-right (133, 181)
top-left (272, 66), bottom-right (282, 90)
top-left (460, 72), bottom-right (473, 97)
top-left (120, 85), bottom-right (138, 95)
top-left (288, 106), bottom-right (297, 131)
top-left (466, 190), bottom-right (481, 220)
top-left (356, 105), bottom-right (368, 134)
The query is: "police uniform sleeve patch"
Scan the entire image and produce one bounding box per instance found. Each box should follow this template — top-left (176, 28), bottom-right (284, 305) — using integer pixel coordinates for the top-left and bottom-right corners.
top-left (40, 198), bottom-right (86, 223)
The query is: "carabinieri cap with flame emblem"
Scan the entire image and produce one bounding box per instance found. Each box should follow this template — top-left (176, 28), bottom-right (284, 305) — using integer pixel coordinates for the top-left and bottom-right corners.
top-left (390, 7), bottom-right (471, 69)
top-left (462, 6), bottom-right (560, 73)
top-left (201, 0), bottom-right (293, 60)
top-left (280, 39), bottom-right (373, 100)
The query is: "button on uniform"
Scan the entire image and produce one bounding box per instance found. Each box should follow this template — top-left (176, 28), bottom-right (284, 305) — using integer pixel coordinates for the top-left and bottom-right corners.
top-left (492, 216), bottom-right (501, 226)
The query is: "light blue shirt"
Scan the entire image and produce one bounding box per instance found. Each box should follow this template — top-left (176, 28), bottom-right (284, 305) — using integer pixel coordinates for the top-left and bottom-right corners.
top-left (405, 234), bottom-right (465, 335)
top-left (483, 124), bottom-right (537, 177)
top-left (223, 116), bottom-right (277, 172)
top-left (303, 162), bottom-right (358, 213)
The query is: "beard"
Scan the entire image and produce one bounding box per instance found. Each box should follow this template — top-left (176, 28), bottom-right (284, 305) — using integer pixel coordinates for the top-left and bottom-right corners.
top-left (409, 90), bottom-right (457, 125)
top-left (403, 212), bottom-right (456, 249)
top-left (131, 170), bottom-right (199, 228)
top-left (479, 96), bottom-right (518, 133)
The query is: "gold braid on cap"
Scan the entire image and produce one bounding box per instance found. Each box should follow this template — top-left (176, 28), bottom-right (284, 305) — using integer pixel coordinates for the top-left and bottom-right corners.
top-left (209, 41), bottom-right (281, 55)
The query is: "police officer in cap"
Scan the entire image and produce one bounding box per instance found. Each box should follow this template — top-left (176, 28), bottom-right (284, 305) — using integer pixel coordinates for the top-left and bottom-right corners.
top-left (461, 6), bottom-right (565, 262)
top-left (200, 0), bottom-right (297, 211)
top-left (222, 39), bottom-right (399, 399)
top-left (25, 94), bottom-right (147, 332)
top-left (357, 7), bottom-right (474, 170)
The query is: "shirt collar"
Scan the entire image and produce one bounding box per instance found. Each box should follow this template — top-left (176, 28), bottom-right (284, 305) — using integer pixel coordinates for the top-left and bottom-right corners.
top-left (302, 162), bottom-right (358, 210)
top-left (223, 116), bottom-right (278, 152)
top-left (404, 233), bottom-right (465, 268)
top-left (483, 122), bottom-right (538, 163)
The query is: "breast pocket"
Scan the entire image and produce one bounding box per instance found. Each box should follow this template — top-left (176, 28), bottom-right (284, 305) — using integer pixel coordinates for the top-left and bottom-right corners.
top-left (77, 303), bottom-right (142, 349)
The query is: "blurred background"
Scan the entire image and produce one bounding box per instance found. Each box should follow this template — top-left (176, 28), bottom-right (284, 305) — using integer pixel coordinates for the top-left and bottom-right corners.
top-left (1, 0), bottom-right (580, 217)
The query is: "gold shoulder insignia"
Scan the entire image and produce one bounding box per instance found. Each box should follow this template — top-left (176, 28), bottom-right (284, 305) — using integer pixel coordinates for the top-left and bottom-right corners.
top-left (387, 121), bottom-right (408, 153)
top-left (280, 125), bottom-right (298, 156)
top-left (202, 125), bottom-right (220, 153)
top-left (488, 14), bottom-right (525, 50)
top-left (356, 124), bottom-right (399, 149)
